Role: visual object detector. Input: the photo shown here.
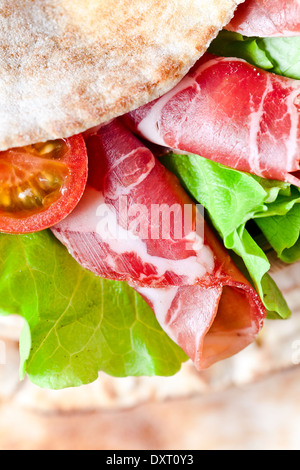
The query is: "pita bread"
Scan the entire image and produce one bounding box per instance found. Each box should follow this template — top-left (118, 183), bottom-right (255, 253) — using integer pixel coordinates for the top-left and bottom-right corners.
top-left (0, 0), bottom-right (243, 150)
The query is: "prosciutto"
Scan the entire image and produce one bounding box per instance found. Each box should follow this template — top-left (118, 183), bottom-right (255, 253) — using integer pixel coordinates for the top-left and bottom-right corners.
top-left (124, 54), bottom-right (300, 186)
top-left (52, 119), bottom-right (266, 369)
top-left (227, 0), bottom-right (300, 37)
top-left (136, 283), bottom-right (264, 369)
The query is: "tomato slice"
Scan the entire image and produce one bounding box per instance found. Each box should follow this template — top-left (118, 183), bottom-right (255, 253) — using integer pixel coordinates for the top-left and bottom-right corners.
top-left (0, 135), bottom-right (88, 233)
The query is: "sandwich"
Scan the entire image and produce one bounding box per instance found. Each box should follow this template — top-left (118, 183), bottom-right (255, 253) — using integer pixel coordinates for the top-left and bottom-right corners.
top-left (0, 0), bottom-right (299, 390)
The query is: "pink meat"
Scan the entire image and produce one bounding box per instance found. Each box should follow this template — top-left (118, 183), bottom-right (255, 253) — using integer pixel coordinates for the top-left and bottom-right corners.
top-left (54, 120), bottom-right (216, 288)
top-left (124, 54), bottom-right (300, 186)
top-left (52, 119), bottom-right (266, 369)
top-left (136, 283), bottom-right (265, 369)
top-left (227, 0), bottom-right (300, 37)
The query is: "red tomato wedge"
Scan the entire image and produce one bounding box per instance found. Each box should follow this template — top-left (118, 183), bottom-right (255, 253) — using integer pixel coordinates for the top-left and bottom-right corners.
top-left (0, 134), bottom-right (88, 233)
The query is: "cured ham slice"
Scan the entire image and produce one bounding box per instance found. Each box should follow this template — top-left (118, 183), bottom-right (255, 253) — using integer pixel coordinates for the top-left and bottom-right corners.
top-left (136, 283), bottom-right (264, 369)
top-left (52, 119), bottom-right (266, 369)
top-left (54, 121), bottom-right (216, 288)
top-left (124, 54), bottom-right (300, 186)
top-left (227, 0), bottom-right (300, 37)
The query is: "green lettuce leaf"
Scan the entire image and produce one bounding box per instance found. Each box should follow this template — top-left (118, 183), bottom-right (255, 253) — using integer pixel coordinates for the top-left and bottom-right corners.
top-left (0, 231), bottom-right (187, 389)
top-left (256, 192), bottom-right (300, 264)
top-left (162, 153), bottom-right (292, 320)
top-left (209, 31), bottom-right (300, 80)
top-left (161, 32), bottom-right (300, 318)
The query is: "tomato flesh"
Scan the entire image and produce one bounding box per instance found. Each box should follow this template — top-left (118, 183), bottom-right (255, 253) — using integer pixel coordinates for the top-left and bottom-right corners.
top-left (0, 135), bottom-right (88, 233)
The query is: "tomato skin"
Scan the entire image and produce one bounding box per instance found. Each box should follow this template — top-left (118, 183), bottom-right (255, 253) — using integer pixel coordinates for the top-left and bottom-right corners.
top-left (0, 134), bottom-right (88, 234)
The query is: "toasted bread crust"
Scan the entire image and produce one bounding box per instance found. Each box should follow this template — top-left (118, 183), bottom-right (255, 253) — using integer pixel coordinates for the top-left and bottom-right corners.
top-left (0, 0), bottom-right (243, 150)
